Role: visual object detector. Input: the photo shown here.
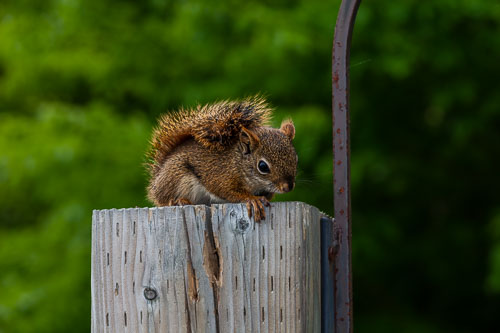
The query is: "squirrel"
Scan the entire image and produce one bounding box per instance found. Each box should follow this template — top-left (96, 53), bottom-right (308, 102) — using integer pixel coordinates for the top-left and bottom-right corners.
top-left (146, 96), bottom-right (297, 222)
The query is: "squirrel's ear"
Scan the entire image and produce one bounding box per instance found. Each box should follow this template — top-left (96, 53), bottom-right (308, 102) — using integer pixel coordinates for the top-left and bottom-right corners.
top-left (239, 127), bottom-right (260, 154)
top-left (280, 119), bottom-right (295, 141)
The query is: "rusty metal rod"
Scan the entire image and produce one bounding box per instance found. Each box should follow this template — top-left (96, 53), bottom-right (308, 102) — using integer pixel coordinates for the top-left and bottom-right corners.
top-left (332, 0), bottom-right (361, 332)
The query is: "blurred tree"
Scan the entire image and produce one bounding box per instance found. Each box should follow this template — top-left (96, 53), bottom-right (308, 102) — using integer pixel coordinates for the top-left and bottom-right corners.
top-left (0, 105), bottom-right (150, 332)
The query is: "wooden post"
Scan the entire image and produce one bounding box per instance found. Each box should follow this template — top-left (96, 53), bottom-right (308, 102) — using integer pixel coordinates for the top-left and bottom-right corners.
top-left (91, 202), bottom-right (322, 332)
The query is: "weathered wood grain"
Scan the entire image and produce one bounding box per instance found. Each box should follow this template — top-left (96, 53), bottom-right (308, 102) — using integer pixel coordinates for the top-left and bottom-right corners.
top-left (92, 202), bottom-right (321, 332)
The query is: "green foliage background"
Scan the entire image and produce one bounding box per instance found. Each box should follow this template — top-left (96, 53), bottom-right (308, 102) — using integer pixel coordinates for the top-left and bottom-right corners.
top-left (1, 0), bottom-right (500, 331)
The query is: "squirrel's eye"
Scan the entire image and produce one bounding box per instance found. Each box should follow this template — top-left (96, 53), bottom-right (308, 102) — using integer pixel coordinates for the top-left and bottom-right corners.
top-left (258, 160), bottom-right (270, 174)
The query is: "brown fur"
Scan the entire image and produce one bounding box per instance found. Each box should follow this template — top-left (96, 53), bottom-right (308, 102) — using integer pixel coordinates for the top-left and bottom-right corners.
top-left (146, 96), bottom-right (297, 222)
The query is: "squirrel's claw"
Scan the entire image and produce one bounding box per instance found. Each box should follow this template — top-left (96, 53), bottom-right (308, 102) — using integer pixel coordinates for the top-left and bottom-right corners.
top-left (246, 197), bottom-right (269, 223)
top-left (246, 200), bottom-right (254, 219)
top-left (166, 198), bottom-right (192, 206)
top-left (260, 197), bottom-right (271, 207)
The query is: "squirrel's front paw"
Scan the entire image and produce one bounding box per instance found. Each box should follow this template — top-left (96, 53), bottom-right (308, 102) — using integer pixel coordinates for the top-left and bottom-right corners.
top-left (245, 197), bottom-right (271, 223)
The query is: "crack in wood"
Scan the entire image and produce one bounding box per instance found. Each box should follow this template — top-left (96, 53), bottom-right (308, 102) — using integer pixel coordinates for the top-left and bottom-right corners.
top-left (203, 211), bottom-right (222, 332)
top-left (182, 209), bottom-right (199, 302)
top-left (183, 269), bottom-right (193, 331)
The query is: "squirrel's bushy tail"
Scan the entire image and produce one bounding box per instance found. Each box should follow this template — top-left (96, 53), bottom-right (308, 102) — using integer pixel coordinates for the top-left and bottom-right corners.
top-left (147, 108), bottom-right (193, 177)
top-left (147, 96), bottom-right (272, 177)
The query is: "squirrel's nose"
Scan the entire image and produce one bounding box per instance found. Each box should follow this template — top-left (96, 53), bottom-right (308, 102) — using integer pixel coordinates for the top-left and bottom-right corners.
top-left (281, 181), bottom-right (294, 193)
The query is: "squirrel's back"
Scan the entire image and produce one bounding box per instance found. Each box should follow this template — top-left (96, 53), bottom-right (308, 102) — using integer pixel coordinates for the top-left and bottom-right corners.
top-left (147, 96), bottom-right (272, 178)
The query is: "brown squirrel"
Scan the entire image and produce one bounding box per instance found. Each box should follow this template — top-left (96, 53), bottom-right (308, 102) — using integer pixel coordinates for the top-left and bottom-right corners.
top-left (146, 96), bottom-right (297, 222)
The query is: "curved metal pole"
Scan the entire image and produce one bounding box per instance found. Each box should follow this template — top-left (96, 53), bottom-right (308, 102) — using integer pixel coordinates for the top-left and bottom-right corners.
top-left (332, 0), bottom-right (361, 332)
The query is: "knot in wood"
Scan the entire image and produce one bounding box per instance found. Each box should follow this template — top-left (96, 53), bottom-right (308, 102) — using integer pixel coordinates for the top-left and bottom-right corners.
top-left (235, 218), bottom-right (250, 233)
top-left (144, 287), bottom-right (158, 301)
top-left (228, 209), bottom-right (250, 234)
